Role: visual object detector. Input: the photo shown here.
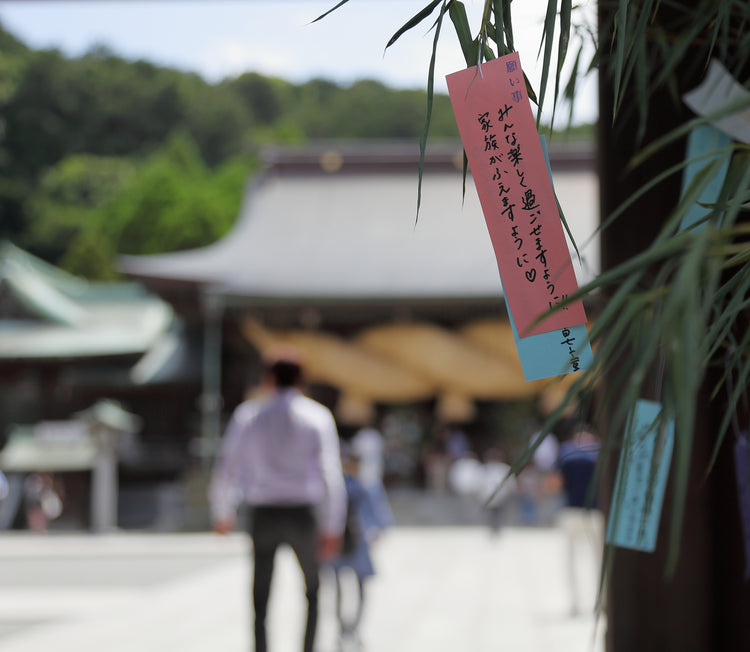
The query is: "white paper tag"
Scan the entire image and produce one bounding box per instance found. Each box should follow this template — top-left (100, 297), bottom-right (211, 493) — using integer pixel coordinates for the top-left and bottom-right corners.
top-left (683, 59), bottom-right (750, 144)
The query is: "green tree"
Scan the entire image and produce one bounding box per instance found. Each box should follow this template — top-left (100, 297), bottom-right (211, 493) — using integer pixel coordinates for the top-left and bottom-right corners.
top-left (23, 154), bottom-right (135, 264)
top-left (229, 72), bottom-right (288, 125)
top-left (288, 77), bottom-right (458, 139)
top-left (181, 76), bottom-right (253, 166)
top-left (0, 23), bottom-right (29, 106)
top-left (26, 134), bottom-right (255, 279)
top-left (60, 227), bottom-right (118, 281)
top-left (3, 51), bottom-right (175, 179)
top-left (99, 131), bottom-right (254, 256)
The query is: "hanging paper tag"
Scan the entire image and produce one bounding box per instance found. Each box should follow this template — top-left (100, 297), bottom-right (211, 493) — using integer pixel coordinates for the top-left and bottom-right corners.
top-left (507, 304), bottom-right (592, 380)
top-left (506, 136), bottom-right (593, 380)
top-left (678, 124), bottom-right (733, 232)
top-left (606, 399), bottom-right (675, 552)
top-left (683, 59), bottom-right (750, 145)
top-left (446, 53), bottom-right (587, 337)
top-left (734, 432), bottom-right (750, 580)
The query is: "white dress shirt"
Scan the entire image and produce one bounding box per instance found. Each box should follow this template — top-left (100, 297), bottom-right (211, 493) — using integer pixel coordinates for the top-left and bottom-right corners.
top-left (208, 388), bottom-right (346, 536)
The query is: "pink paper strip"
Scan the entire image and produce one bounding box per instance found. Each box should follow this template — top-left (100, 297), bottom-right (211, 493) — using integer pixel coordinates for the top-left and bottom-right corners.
top-left (446, 53), bottom-right (587, 336)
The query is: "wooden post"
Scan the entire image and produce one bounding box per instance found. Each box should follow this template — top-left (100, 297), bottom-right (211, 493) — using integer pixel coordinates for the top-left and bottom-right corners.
top-left (597, 2), bottom-right (750, 649)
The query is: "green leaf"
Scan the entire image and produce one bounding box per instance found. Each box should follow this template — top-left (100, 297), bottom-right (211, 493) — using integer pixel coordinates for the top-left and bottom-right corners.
top-left (493, 0), bottom-right (506, 52)
top-left (416, 1), bottom-right (450, 222)
top-left (461, 149), bottom-right (469, 203)
top-left (551, 0), bottom-right (572, 127)
top-left (310, 0), bottom-right (352, 24)
top-left (536, 0), bottom-right (559, 125)
top-left (503, 0), bottom-right (514, 52)
top-left (563, 43), bottom-right (583, 124)
top-left (385, 0), bottom-right (443, 50)
top-left (524, 73), bottom-right (539, 105)
top-left (612, 0), bottom-right (655, 122)
top-left (449, 1), bottom-right (477, 66)
top-left (555, 192), bottom-right (580, 261)
top-left (610, 0), bottom-right (629, 117)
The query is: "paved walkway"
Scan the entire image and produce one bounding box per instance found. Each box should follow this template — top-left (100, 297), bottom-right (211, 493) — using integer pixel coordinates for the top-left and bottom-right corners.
top-left (0, 524), bottom-right (605, 652)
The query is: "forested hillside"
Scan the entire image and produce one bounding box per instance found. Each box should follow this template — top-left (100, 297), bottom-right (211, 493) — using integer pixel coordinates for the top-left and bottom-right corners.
top-left (0, 24), bottom-right (591, 279)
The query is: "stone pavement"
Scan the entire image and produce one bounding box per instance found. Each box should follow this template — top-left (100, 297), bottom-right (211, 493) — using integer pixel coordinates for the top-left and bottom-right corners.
top-left (0, 523), bottom-right (605, 652)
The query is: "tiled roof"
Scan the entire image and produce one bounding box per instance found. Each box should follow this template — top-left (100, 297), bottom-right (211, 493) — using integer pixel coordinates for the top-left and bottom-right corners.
top-left (119, 140), bottom-right (599, 304)
top-left (0, 242), bottom-right (173, 360)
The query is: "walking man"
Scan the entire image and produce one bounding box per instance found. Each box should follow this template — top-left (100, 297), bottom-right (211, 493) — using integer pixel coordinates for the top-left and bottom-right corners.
top-left (209, 352), bottom-right (346, 652)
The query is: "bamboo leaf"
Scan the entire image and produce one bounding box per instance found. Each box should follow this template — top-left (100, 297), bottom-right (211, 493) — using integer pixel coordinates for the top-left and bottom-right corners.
top-left (416, 1), bottom-right (450, 222)
top-left (708, 0), bottom-right (730, 63)
top-left (503, 0), bottom-right (514, 52)
top-left (494, 0), bottom-right (505, 52)
top-left (597, 151), bottom-right (711, 236)
top-left (311, 0), bottom-right (352, 24)
top-left (614, 0), bottom-right (655, 124)
top-left (536, 0), bottom-right (559, 125)
top-left (630, 96), bottom-right (750, 169)
top-left (449, 1), bottom-right (478, 66)
top-left (563, 44), bottom-right (583, 124)
top-left (714, 326), bottom-right (750, 467)
top-left (385, 0), bottom-right (443, 49)
top-left (481, 38), bottom-right (496, 61)
top-left (525, 73), bottom-right (539, 105)
top-left (611, 0), bottom-right (629, 117)
top-left (651, 16), bottom-right (712, 93)
top-left (462, 149), bottom-right (469, 203)
top-left (634, 38), bottom-right (650, 142)
top-left (555, 193), bottom-right (580, 261)
top-left (551, 0), bottom-right (572, 127)
top-left (714, 152), bottom-right (750, 230)
top-left (586, 276), bottom-right (644, 344)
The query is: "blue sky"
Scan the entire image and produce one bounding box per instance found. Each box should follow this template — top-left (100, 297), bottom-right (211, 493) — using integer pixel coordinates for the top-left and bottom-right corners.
top-left (0, 0), bottom-right (598, 123)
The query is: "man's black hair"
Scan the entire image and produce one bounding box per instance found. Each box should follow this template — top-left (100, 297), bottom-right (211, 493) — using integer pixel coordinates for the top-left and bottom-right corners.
top-left (268, 358), bottom-right (302, 388)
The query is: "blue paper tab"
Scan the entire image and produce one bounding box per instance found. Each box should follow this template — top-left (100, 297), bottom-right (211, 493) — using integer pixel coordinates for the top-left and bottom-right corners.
top-left (505, 136), bottom-right (593, 381)
top-left (506, 302), bottom-right (593, 381)
top-left (679, 124), bottom-right (732, 232)
top-left (605, 399), bottom-right (675, 552)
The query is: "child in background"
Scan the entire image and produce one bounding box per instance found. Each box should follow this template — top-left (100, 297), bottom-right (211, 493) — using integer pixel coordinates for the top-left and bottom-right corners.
top-left (327, 442), bottom-right (391, 647)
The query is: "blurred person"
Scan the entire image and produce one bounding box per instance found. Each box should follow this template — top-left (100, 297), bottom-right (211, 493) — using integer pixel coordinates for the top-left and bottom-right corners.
top-left (445, 426), bottom-right (471, 462)
top-left (518, 429), bottom-right (562, 525)
top-left (421, 434), bottom-right (450, 492)
top-left (556, 423), bottom-right (603, 616)
top-left (479, 448), bottom-right (517, 534)
top-left (533, 430), bottom-right (560, 471)
top-left (447, 453), bottom-right (487, 526)
top-left (350, 424), bottom-right (385, 488)
top-left (447, 453), bottom-right (483, 497)
top-left (327, 443), bottom-right (391, 648)
top-left (350, 422), bottom-right (394, 528)
top-left (24, 472), bottom-right (63, 533)
top-left (208, 352), bottom-right (346, 652)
